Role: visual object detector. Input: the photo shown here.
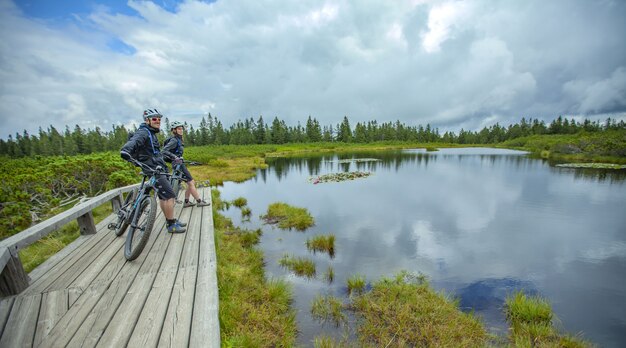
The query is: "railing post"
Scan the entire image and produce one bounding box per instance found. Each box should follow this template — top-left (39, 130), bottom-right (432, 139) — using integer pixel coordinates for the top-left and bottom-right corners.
top-left (0, 248), bottom-right (30, 296)
top-left (77, 211), bottom-right (96, 235)
top-left (111, 193), bottom-right (123, 212)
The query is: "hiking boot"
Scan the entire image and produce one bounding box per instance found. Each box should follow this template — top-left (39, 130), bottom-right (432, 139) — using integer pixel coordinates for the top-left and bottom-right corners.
top-left (196, 200), bottom-right (211, 207)
top-left (183, 201), bottom-right (195, 208)
top-left (167, 221), bottom-right (186, 233)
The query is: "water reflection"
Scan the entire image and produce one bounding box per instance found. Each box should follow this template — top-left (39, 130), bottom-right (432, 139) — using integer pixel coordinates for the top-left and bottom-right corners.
top-left (220, 148), bottom-right (626, 347)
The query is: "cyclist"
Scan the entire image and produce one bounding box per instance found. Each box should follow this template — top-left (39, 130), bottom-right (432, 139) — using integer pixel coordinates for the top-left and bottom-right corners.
top-left (120, 109), bottom-right (187, 233)
top-left (163, 121), bottom-right (210, 208)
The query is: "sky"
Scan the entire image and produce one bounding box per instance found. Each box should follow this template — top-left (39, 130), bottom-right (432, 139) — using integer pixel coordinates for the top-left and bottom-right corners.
top-left (1, 0), bottom-right (625, 139)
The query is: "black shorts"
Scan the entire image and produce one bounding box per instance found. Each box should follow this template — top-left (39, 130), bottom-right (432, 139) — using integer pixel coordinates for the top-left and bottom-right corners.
top-left (179, 164), bottom-right (193, 182)
top-left (155, 175), bottom-right (176, 200)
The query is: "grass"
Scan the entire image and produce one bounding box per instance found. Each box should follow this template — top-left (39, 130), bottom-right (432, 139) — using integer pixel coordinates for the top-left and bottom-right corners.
top-left (310, 294), bottom-right (347, 327)
top-left (19, 203), bottom-right (113, 273)
top-left (262, 202), bottom-right (314, 231)
top-left (232, 197), bottom-right (248, 208)
top-left (213, 189), bottom-right (297, 346)
top-left (346, 274), bottom-right (366, 296)
top-left (324, 266), bottom-right (335, 284)
top-left (278, 254), bottom-right (316, 278)
top-left (240, 207), bottom-right (252, 220)
top-left (504, 291), bottom-right (589, 347)
top-left (350, 271), bottom-right (487, 347)
top-left (306, 234), bottom-right (335, 257)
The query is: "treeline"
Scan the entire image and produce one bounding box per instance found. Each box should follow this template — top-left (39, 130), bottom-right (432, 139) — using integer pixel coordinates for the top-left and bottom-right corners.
top-left (1, 115), bottom-right (625, 158)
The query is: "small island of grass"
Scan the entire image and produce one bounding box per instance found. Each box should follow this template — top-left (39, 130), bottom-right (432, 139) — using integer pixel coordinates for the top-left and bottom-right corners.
top-left (261, 202), bottom-right (314, 231)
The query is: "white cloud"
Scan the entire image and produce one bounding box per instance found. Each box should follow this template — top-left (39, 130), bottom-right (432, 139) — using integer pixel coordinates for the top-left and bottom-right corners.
top-left (1, 0), bottom-right (625, 138)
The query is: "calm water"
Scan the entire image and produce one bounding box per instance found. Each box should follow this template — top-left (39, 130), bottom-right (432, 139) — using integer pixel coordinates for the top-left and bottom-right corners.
top-left (219, 148), bottom-right (626, 347)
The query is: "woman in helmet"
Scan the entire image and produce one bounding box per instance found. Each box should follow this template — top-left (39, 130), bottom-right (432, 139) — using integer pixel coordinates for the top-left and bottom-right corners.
top-left (162, 121), bottom-right (210, 208)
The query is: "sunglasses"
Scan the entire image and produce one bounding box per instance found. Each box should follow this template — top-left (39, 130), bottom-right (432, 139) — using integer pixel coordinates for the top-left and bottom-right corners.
top-left (151, 117), bottom-right (162, 122)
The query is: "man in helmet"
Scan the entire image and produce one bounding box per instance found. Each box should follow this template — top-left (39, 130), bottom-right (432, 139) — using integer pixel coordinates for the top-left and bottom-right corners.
top-left (163, 121), bottom-right (210, 208)
top-left (120, 109), bottom-right (187, 233)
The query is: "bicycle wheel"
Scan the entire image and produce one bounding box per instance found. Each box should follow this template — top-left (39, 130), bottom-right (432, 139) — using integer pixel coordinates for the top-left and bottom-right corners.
top-left (125, 193), bottom-right (157, 261)
top-left (172, 178), bottom-right (181, 199)
top-left (115, 189), bottom-right (136, 236)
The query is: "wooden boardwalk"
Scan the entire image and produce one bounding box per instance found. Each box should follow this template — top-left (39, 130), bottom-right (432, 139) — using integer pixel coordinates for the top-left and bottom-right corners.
top-left (0, 187), bottom-right (219, 347)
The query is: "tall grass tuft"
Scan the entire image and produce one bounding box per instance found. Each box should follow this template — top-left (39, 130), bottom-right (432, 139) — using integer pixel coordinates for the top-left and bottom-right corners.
top-left (279, 254), bottom-right (316, 278)
top-left (324, 266), bottom-right (334, 284)
top-left (310, 295), bottom-right (346, 327)
top-left (504, 291), bottom-right (589, 347)
top-left (346, 274), bottom-right (366, 295)
top-left (351, 271), bottom-right (487, 347)
top-left (241, 207), bottom-right (252, 219)
top-left (262, 202), bottom-right (314, 231)
top-left (232, 197), bottom-right (248, 208)
top-left (306, 234), bottom-right (335, 257)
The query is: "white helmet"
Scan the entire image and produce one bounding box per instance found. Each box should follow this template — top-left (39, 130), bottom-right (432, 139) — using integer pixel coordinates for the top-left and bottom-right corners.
top-left (143, 109), bottom-right (162, 120)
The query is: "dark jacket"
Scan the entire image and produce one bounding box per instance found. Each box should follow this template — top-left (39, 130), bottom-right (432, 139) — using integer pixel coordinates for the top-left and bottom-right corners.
top-left (120, 123), bottom-right (167, 169)
top-left (162, 134), bottom-right (184, 162)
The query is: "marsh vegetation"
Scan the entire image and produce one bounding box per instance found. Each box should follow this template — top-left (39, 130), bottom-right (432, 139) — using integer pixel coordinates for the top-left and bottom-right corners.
top-left (261, 202), bottom-right (314, 231)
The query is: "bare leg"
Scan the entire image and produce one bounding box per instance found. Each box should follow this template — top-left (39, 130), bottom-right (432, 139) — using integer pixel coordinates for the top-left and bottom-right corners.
top-left (159, 198), bottom-right (176, 220)
top-left (185, 179), bottom-right (202, 201)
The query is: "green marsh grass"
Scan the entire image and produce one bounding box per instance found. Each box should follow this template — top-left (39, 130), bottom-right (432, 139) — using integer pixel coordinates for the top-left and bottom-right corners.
top-left (310, 295), bottom-right (347, 327)
top-left (213, 189), bottom-right (297, 346)
top-left (241, 207), bottom-right (252, 220)
top-left (350, 271), bottom-right (487, 347)
top-left (324, 266), bottom-right (334, 284)
top-left (346, 274), bottom-right (366, 295)
top-left (504, 291), bottom-right (589, 347)
top-left (232, 197), bottom-right (248, 208)
top-left (262, 202), bottom-right (314, 231)
top-left (306, 234), bottom-right (335, 257)
top-left (278, 254), bottom-right (316, 278)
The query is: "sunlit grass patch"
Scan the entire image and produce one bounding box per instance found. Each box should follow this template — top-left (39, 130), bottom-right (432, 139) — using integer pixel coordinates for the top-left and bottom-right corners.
top-left (262, 202), bottom-right (314, 231)
top-left (311, 294), bottom-right (347, 327)
top-left (278, 254), bottom-right (316, 278)
top-left (346, 274), bottom-right (366, 296)
top-left (505, 291), bottom-right (589, 347)
top-left (313, 335), bottom-right (354, 348)
top-left (306, 234), bottom-right (335, 257)
top-left (350, 271), bottom-right (487, 347)
top-left (232, 197), bottom-right (248, 208)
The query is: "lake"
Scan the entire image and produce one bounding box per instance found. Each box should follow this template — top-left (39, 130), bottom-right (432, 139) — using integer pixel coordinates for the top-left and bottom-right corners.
top-left (218, 148), bottom-right (626, 347)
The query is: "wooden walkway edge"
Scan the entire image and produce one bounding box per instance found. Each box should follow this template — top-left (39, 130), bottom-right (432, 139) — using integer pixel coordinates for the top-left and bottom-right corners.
top-left (0, 187), bottom-right (220, 347)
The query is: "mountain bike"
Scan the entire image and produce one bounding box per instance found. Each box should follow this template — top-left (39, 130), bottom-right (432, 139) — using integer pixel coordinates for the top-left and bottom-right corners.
top-left (108, 161), bottom-right (167, 261)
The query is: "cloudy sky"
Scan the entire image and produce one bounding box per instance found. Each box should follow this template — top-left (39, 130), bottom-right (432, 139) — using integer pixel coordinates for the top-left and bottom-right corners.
top-left (1, 0), bottom-right (625, 139)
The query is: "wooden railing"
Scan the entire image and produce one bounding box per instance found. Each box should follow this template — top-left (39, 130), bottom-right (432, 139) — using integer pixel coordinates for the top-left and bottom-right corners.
top-left (0, 184), bottom-right (139, 296)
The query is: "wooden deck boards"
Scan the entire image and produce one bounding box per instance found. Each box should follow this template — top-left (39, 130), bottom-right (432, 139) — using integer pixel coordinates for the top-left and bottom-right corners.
top-left (0, 188), bottom-right (219, 347)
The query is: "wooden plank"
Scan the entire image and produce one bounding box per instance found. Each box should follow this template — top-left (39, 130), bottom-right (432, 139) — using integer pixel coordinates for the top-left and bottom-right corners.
top-left (28, 214), bottom-right (117, 284)
top-left (0, 296), bottom-right (16, 338)
top-left (0, 294), bottom-right (42, 347)
top-left (190, 188), bottom-right (220, 347)
top-left (64, 217), bottom-right (173, 348)
top-left (33, 289), bottom-right (68, 347)
top-left (126, 200), bottom-right (202, 347)
top-left (39, 232), bottom-right (118, 294)
top-left (158, 193), bottom-right (207, 347)
top-left (97, 204), bottom-right (189, 347)
top-left (24, 214), bottom-right (119, 295)
top-left (0, 184), bottom-right (138, 258)
top-left (37, 211), bottom-right (168, 347)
